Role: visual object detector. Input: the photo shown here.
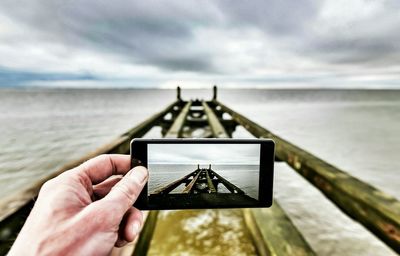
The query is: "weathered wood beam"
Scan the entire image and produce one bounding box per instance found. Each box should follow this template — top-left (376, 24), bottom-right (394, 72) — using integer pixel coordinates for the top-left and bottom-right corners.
top-left (202, 101), bottom-right (229, 138)
top-left (165, 101), bottom-right (192, 138)
top-left (205, 170), bottom-right (216, 193)
top-left (162, 119), bottom-right (236, 129)
top-left (182, 171), bottom-right (202, 194)
top-left (152, 170), bottom-right (198, 195)
top-left (243, 204), bottom-right (316, 256)
top-left (216, 100), bottom-right (400, 253)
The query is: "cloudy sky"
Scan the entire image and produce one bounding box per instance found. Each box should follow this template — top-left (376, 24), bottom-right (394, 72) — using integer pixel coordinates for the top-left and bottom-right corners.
top-left (148, 144), bottom-right (260, 165)
top-left (1, 0), bottom-right (400, 88)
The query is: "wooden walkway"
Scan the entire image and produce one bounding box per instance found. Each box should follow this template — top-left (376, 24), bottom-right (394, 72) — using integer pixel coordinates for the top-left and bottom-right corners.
top-left (152, 165), bottom-right (246, 195)
top-left (0, 86), bottom-right (399, 255)
top-left (148, 166), bottom-right (259, 208)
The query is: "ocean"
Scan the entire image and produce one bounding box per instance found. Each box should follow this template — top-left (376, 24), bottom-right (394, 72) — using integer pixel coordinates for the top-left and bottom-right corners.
top-left (0, 88), bottom-right (399, 255)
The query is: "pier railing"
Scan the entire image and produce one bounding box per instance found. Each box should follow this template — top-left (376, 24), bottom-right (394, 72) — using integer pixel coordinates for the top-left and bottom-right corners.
top-left (0, 86), bottom-right (399, 255)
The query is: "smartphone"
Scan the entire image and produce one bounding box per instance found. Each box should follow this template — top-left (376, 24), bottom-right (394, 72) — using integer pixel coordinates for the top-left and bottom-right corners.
top-left (131, 138), bottom-right (275, 210)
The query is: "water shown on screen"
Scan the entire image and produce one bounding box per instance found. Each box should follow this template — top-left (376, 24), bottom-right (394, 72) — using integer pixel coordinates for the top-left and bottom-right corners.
top-left (148, 144), bottom-right (260, 201)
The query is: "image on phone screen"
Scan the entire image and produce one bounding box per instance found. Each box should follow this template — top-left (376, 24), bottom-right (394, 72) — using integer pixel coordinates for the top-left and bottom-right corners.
top-left (147, 143), bottom-right (260, 207)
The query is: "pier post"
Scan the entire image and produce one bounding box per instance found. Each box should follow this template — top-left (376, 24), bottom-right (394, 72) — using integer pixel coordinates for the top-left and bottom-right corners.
top-left (212, 85), bottom-right (217, 100)
top-left (177, 86), bottom-right (181, 101)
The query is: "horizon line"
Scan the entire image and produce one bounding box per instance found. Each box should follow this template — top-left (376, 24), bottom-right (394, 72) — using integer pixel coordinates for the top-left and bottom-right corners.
top-left (1, 85), bottom-right (400, 90)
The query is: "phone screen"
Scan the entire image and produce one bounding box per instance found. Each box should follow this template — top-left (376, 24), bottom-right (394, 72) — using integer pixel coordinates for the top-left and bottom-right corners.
top-left (147, 143), bottom-right (261, 208)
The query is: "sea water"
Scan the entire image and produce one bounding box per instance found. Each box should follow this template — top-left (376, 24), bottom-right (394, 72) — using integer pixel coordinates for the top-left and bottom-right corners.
top-left (0, 88), bottom-right (399, 255)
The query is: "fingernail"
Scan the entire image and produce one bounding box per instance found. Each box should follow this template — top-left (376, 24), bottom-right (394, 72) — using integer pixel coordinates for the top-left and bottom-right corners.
top-left (130, 167), bottom-right (148, 183)
top-left (132, 221), bottom-right (141, 236)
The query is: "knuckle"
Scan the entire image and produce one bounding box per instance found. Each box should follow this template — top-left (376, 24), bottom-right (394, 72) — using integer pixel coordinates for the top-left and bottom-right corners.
top-left (95, 154), bottom-right (115, 173)
top-left (97, 154), bottom-right (109, 162)
top-left (85, 154), bottom-right (109, 169)
top-left (96, 154), bottom-right (112, 166)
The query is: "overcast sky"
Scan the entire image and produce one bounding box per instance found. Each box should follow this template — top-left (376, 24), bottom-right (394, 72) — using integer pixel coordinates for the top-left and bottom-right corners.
top-left (1, 0), bottom-right (400, 88)
top-left (148, 144), bottom-right (260, 165)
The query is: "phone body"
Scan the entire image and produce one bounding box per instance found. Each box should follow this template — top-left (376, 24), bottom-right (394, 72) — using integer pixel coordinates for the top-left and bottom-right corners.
top-left (131, 138), bottom-right (275, 210)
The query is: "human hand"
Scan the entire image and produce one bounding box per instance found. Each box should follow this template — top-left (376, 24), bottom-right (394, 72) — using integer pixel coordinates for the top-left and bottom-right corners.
top-left (8, 154), bottom-right (148, 256)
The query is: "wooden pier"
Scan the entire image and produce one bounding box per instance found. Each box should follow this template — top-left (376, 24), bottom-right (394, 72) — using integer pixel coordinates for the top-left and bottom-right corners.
top-left (0, 86), bottom-right (399, 255)
top-left (148, 165), bottom-right (259, 208)
top-left (153, 165), bottom-right (246, 195)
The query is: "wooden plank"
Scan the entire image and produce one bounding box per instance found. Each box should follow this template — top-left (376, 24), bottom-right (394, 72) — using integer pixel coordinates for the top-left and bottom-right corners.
top-left (205, 170), bottom-right (216, 193)
top-left (165, 101), bottom-right (192, 138)
top-left (217, 100), bottom-right (400, 253)
top-left (243, 203), bottom-right (316, 256)
top-left (202, 101), bottom-right (229, 138)
top-left (152, 170), bottom-right (198, 195)
top-left (182, 170), bottom-right (202, 193)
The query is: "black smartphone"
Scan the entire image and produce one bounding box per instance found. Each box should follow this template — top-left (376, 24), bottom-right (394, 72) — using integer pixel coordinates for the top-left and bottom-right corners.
top-left (131, 138), bottom-right (275, 210)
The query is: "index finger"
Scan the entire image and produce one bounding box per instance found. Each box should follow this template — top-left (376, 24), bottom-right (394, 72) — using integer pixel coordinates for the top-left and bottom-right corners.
top-left (74, 154), bottom-right (131, 184)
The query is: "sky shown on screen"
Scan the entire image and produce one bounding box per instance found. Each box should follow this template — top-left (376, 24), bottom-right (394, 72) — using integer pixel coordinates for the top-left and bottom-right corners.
top-left (148, 144), bottom-right (260, 165)
top-left (1, 0), bottom-right (400, 88)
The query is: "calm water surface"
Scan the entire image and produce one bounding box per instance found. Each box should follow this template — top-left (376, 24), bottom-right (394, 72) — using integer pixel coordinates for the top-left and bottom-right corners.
top-left (0, 88), bottom-right (399, 255)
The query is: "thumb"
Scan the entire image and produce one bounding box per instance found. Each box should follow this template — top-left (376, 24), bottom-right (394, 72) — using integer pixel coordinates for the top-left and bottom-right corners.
top-left (100, 166), bottom-right (148, 217)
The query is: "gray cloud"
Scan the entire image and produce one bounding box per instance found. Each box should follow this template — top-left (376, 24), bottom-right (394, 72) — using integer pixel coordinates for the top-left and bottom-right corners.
top-left (216, 0), bottom-right (320, 35)
top-left (309, 38), bottom-right (400, 66)
top-left (299, 1), bottom-right (400, 67)
top-left (217, 0), bottom-right (400, 68)
top-left (1, 0), bottom-right (220, 72)
top-left (0, 0), bottom-right (399, 87)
